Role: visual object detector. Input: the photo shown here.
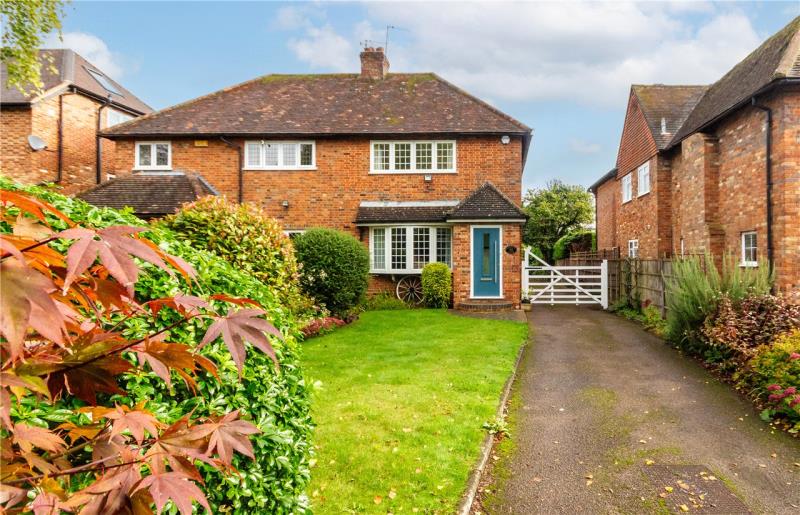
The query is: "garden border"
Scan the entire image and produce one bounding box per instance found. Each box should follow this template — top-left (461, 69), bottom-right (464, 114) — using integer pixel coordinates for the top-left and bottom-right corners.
top-left (457, 316), bottom-right (529, 514)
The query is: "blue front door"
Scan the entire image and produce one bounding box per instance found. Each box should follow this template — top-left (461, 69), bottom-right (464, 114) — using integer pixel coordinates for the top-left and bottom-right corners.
top-left (472, 227), bottom-right (501, 297)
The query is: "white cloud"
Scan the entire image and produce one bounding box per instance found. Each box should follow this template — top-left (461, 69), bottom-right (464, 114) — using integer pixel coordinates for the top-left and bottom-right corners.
top-left (569, 139), bottom-right (602, 154)
top-left (45, 31), bottom-right (125, 79)
top-left (283, 1), bottom-right (762, 107)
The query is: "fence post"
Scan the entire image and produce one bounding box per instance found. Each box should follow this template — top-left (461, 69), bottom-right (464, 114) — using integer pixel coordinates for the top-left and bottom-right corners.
top-left (601, 260), bottom-right (609, 309)
top-left (522, 249), bottom-right (529, 300)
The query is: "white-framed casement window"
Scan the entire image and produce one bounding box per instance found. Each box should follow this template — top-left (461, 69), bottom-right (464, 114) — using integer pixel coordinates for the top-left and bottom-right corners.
top-left (283, 230), bottom-right (306, 239)
top-left (628, 239), bottom-right (639, 258)
top-left (621, 173), bottom-right (633, 203)
top-left (370, 141), bottom-right (456, 173)
top-left (244, 141), bottom-right (315, 170)
top-left (637, 162), bottom-right (650, 196)
top-left (135, 142), bottom-right (171, 170)
top-left (106, 108), bottom-right (133, 128)
top-left (369, 226), bottom-right (452, 273)
top-left (741, 231), bottom-right (757, 267)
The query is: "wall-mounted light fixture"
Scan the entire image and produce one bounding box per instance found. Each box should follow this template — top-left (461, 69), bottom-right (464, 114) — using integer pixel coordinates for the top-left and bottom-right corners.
top-left (424, 174), bottom-right (432, 182)
top-left (500, 135), bottom-right (511, 145)
top-left (281, 200), bottom-right (290, 208)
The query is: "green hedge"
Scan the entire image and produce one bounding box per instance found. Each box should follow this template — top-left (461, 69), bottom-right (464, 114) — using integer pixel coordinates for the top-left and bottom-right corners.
top-left (552, 229), bottom-right (594, 261)
top-left (421, 262), bottom-right (452, 308)
top-left (292, 228), bottom-right (369, 317)
top-left (0, 178), bottom-right (313, 513)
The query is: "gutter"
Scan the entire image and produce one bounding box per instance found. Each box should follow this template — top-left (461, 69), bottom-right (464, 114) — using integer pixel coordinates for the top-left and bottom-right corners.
top-left (219, 137), bottom-right (243, 203)
top-left (751, 97), bottom-right (774, 276)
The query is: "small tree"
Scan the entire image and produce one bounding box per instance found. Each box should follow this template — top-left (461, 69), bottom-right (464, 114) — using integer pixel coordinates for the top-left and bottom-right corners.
top-left (0, 189), bottom-right (283, 513)
top-left (1, 0), bottom-right (65, 93)
top-left (522, 180), bottom-right (593, 263)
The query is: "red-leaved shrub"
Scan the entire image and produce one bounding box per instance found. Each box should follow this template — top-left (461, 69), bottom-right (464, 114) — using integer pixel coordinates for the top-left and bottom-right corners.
top-left (301, 317), bottom-right (346, 338)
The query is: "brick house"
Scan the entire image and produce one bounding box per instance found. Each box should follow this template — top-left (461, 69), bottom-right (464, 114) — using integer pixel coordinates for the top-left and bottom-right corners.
top-left (96, 48), bottom-right (532, 309)
top-left (591, 17), bottom-right (800, 292)
top-left (0, 49), bottom-right (152, 195)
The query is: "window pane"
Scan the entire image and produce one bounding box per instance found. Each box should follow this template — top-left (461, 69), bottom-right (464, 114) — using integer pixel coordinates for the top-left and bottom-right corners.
top-left (372, 228), bottom-right (385, 269)
top-left (436, 228), bottom-right (451, 266)
top-left (436, 142), bottom-right (454, 170)
top-left (300, 144), bottom-right (313, 166)
top-left (391, 228), bottom-right (406, 269)
top-left (395, 143), bottom-right (411, 170)
top-left (416, 143), bottom-right (432, 170)
top-left (482, 232), bottom-right (491, 275)
top-left (138, 144), bottom-right (151, 167)
top-left (413, 227), bottom-right (430, 269)
top-left (155, 144), bottom-right (169, 166)
top-left (744, 233), bottom-right (757, 263)
top-left (246, 143), bottom-right (261, 167)
top-left (374, 143), bottom-right (390, 171)
top-left (264, 144), bottom-right (279, 166)
top-left (282, 143), bottom-right (297, 167)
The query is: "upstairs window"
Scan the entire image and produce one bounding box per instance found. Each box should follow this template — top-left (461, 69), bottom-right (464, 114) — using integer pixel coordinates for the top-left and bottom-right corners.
top-left (135, 142), bottom-right (171, 170)
top-left (106, 108), bottom-right (133, 128)
top-left (244, 141), bottom-right (315, 170)
top-left (637, 162), bottom-right (650, 196)
top-left (621, 174), bottom-right (633, 203)
top-left (741, 231), bottom-right (757, 267)
top-left (370, 141), bottom-right (456, 173)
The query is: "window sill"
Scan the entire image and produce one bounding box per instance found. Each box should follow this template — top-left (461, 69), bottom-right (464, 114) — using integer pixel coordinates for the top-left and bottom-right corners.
top-left (740, 262), bottom-right (758, 268)
top-left (637, 190), bottom-right (651, 198)
top-left (244, 167), bottom-right (317, 172)
top-left (134, 167), bottom-right (173, 172)
top-left (369, 170), bottom-right (457, 175)
top-left (621, 198), bottom-right (633, 204)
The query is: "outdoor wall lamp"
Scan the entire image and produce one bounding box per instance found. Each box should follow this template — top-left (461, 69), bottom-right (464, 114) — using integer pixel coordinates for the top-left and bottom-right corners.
top-left (281, 200), bottom-right (290, 208)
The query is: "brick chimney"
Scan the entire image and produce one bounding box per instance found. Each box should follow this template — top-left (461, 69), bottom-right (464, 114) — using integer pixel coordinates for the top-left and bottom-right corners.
top-left (360, 47), bottom-right (389, 80)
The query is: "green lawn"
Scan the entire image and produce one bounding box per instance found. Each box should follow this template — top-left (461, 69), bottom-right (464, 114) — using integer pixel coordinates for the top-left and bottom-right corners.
top-left (301, 309), bottom-right (528, 514)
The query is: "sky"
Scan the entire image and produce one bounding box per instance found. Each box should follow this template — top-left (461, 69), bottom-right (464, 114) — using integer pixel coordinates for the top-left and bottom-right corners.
top-left (47, 1), bottom-right (799, 191)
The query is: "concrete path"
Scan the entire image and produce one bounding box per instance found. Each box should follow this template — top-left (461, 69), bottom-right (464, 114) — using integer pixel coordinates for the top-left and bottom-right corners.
top-left (481, 306), bottom-right (800, 515)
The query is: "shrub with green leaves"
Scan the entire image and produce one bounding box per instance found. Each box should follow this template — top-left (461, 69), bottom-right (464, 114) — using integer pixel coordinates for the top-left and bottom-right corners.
top-left (1, 178), bottom-right (313, 513)
top-left (162, 196), bottom-right (313, 317)
top-left (552, 229), bottom-right (594, 261)
top-left (665, 254), bottom-right (773, 352)
top-left (365, 292), bottom-right (410, 311)
top-left (421, 262), bottom-right (452, 308)
top-left (740, 330), bottom-right (800, 431)
top-left (292, 228), bottom-right (370, 317)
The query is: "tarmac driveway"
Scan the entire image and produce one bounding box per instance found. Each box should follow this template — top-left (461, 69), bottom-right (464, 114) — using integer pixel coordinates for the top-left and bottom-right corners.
top-left (480, 305), bottom-right (800, 514)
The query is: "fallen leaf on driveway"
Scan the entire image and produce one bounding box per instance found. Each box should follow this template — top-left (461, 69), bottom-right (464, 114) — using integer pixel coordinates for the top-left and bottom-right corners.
top-left (679, 504), bottom-right (690, 512)
top-left (586, 480), bottom-right (593, 487)
top-left (645, 459), bottom-right (655, 465)
top-left (664, 486), bottom-right (673, 493)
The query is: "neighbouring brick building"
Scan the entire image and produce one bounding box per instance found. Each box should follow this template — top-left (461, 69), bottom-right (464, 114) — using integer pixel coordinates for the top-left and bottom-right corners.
top-left (96, 48), bottom-right (532, 309)
top-left (591, 17), bottom-right (800, 292)
top-left (1, 49), bottom-right (151, 194)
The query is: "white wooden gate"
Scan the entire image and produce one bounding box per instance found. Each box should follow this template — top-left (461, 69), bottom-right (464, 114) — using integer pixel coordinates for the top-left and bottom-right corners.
top-left (522, 248), bottom-right (608, 308)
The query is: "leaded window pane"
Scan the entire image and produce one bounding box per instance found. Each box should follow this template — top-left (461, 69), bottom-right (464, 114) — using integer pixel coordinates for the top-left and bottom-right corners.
top-left (246, 143), bottom-right (261, 167)
top-left (374, 143), bottom-right (390, 171)
top-left (413, 227), bottom-right (430, 269)
top-left (138, 145), bottom-right (151, 167)
top-left (395, 143), bottom-right (411, 170)
top-left (415, 143), bottom-right (432, 170)
top-left (264, 144), bottom-right (279, 166)
top-left (436, 142), bottom-right (453, 170)
top-left (300, 144), bottom-right (313, 166)
top-left (372, 228), bottom-right (385, 269)
top-left (155, 144), bottom-right (169, 166)
top-left (436, 228), bottom-right (452, 266)
top-left (391, 228), bottom-right (406, 269)
top-left (282, 143), bottom-right (297, 166)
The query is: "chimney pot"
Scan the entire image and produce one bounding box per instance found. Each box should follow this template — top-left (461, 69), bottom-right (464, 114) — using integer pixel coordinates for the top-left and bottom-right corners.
top-left (360, 47), bottom-right (389, 80)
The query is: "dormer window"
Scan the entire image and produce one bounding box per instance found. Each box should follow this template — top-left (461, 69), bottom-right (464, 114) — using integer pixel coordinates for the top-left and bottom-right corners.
top-left (370, 141), bottom-right (456, 173)
top-left (244, 141), bottom-right (315, 170)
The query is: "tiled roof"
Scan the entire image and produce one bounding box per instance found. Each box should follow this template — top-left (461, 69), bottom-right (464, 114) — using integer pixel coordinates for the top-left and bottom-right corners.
top-left (78, 172), bottom-right (216, 218)
top-left (356, 204), bottom-right (457, 224)
top-left (632, 85), bottom-right (707, 149)
top-left (670, 16), bottom-right (800, 145)
top-left (1, 49), bottom-right (152, 114)
top-left (447, 182), bottom-right (527, 221)
top-left (101, 73), bottom-right (530, 138)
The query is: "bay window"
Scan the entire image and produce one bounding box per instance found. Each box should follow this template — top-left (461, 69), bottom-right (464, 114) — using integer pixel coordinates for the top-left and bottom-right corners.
top-left (370, 141), bottom-right (456, 173)
top-left (370, 226), bottom-right (453, 272)
top-left (244, 141), bottom-right (315, 170)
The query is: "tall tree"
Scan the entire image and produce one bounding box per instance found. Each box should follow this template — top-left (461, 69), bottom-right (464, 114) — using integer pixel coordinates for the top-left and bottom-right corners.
top-left (522, 180), bottom-right (593, 263)
top-left (1, 0), bottom-right (65, 93)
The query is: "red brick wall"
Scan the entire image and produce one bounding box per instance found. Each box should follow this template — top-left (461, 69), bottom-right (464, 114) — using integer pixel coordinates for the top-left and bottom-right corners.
top-left (1, 91), bottom-right (121, 195)
top-left (616, 156), bottom-right (669, 258)
top-left (595, 177), bottom-right (618, 251)
top-left (111, 135), bottom-right (524, 234)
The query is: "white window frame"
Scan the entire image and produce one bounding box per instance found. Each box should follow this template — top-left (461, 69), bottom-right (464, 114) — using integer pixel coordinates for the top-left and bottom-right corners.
top-left (368, 225), bottom-right (452, 273)
top-left (106, 108), bottom-right (133, 128)
top-left (621, 174), bottom-right (633, 203)
top-left (628, 239), bottom-right (639, 258)
top-left (637, 162), bottom-right (650, 196)
top-left (741, 231), bottom-right (757, 267)
top-left (369, 140), bottom-right (457, 174)
top-left (134, 141), bottom-right (172, 171)
top-left (243, 140), bottom-right (316, 171)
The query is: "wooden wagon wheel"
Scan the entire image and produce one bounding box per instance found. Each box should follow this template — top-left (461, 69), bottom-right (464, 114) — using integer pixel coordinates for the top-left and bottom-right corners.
top-left (396, 275), bottom-right (424, 305)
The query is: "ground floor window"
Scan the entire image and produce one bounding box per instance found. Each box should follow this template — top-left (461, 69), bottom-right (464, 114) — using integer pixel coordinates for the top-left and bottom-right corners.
top-left (628, 239), bottom-right (638, 258)
top-left (741, 231), bottom-right (757, 267)
top-left (370, 226), bottom-right (452, 272)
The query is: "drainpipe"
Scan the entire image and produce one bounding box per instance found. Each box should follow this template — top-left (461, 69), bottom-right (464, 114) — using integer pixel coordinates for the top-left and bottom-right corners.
top-left (751, 98), bottom-right (773, 275)
top-left (55, 87), bottom-right (76, 183)
top-left (96, 94), bottom-right (112, 184)
top-left (220, 136), bottom-right (243, 203)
